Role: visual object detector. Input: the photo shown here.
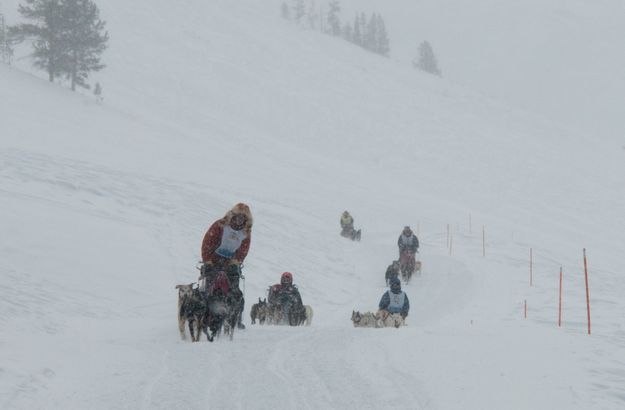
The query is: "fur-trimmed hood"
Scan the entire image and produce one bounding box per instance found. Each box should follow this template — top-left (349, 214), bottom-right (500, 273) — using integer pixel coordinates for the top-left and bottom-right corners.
top-left (222, 203), bottom-right (253, 232)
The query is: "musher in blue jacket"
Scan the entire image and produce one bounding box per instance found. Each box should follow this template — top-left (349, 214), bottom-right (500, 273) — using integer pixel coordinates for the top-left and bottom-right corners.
top-left (378, 277), bottom-right (410, 318)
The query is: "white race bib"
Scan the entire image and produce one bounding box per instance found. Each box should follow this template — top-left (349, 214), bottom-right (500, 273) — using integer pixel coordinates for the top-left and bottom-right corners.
top-left (388, 291), bottom-right (406, 313)
top-left (216, 225), bottom-right (247, 258)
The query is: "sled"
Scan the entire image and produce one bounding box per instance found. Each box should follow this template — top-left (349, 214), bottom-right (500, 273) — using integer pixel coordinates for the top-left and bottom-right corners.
top-left (399, 250), bottom-right (418, 284)
top-left (340, 228), bottom-right (361, 242)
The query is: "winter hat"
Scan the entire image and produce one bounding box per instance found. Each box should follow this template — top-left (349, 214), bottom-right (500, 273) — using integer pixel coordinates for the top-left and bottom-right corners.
top-left (225, 203), bottom-right (253, 232)
top-left (281, 271), bottom-right (293, 285)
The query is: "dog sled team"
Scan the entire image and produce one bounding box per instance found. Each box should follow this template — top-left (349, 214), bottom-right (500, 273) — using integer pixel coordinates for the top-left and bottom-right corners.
top-left (250, 271), bottom-right (313, 326)
top-left (343, 218), bottom-right (420, 329)
top-left (352, 277), bottom-right (410, 328)
top-left (340, 210), bottom-right (361, 241)
top-left (176, 204), bottom-right (421, 342)
top-left (177, 203), bottom-right (252, 342)
top-left (386, 225), bottom-right (422, 285)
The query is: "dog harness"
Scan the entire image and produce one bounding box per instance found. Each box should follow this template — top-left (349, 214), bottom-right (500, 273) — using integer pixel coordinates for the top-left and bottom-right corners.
top-left (216, 225), bottom-right (247, 258)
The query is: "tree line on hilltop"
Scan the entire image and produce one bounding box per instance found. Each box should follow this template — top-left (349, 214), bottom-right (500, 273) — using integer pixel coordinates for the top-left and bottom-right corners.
top-left (0, 0), bottom-right (442, 98)
top-left (281, 0), bottom-right (441, 76)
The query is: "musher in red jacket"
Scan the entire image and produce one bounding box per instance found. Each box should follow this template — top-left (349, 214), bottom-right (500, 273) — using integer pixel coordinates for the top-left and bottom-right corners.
top-left (200, 203), bottom-right (253, 329)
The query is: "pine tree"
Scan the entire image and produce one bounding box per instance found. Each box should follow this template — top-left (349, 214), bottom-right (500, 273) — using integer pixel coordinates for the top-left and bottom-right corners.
top-left (60, 0), bottom-right (108, 90)
top-left (93, 81), bottom-right (102, 102)
top-left (10, 0), bottom-right (108, 89)
top-left (414, 40), bottom-right (441, 76)
top-left (352, 14), bottom-right (361, 46)
top-left (292, 0), bottom-right (305, 24)
top-left (363, 13), bottom-right (377, 52)
top-left (359, 12), bottom-right (367, 43)
top-left (281, 2), bottom-right (290, 20)
top-left (10, 0), bottom-right (66, 82)
top-left (0, 13), bottom-right (14, 64)
top-left (341, 22), bottom-right (352, 43)
top-left (327, 0), bottom-right (341, 36)
top-left (375, 14), bottom-right (390, 57)
top-left (306, 0), bottom-right (318, 30)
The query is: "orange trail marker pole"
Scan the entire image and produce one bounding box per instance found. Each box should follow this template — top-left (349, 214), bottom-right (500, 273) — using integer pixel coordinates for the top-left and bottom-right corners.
top-left (530, 248), bottom-right (533, 287)
top-left (583, 249), bottom-right (591, 335)
top-left (558, 266), bottom-right (563, 327)
top-left (524, 300), bottom-right (527, 318)
top-left (449, 235), bottom-right (453, 256)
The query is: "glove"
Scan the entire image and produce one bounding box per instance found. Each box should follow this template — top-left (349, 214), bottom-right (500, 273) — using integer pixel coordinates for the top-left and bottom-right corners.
top-left (201, 262), bottom-right (214, 277)
top-left (400, 312), bottom-right (407, 319)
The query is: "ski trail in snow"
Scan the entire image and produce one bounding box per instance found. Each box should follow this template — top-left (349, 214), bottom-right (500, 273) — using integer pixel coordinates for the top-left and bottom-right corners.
top-left (264, 331), bottom-right (306, 409)
top-left (140, 350), bottom-right (170, 410)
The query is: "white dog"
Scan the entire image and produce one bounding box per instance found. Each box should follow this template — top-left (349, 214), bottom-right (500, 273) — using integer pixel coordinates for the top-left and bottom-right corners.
top-left (351, 310), bottom-right (378, 328)
top-left (176, 283), bottom-right (195, 340)
top-left (376, 310), bottom-right (405, 328)
top-left (304, 305), bottom-right (313, 326)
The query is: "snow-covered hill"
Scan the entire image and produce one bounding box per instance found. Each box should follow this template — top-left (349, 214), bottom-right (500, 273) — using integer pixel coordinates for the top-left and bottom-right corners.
top-left (338, 0), bottom-right (625, 144)
top-left (1, 0), bottom-right (624, 409)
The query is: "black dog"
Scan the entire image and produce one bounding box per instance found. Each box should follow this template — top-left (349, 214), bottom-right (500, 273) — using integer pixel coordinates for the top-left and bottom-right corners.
top-left (250, 298), bottom-right (268, 324)
top-left (290, 303), bottom-right (307, 326)
top-left (200, 290), bottom-right (242, 342)
top-left (176, 285), bottom-right (208, 342)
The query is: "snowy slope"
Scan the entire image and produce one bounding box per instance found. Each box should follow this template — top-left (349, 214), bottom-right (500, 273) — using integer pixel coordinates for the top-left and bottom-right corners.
top-left (337, 0), bottom-right (625, 144)
top-left (2, 0), bottom-right (625, 409)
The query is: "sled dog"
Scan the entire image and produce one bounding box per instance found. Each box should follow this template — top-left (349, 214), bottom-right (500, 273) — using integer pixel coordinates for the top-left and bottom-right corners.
top-left (351, 310), bottom-right (378, 328)
top-left (304, 305), bottom-right (313, 326)
top-left (376, 310), bottom-right (405, 328)
top-left (250, 298), bottom-right (268, 324)
top-left (176, 283), bottom-right (204, 341)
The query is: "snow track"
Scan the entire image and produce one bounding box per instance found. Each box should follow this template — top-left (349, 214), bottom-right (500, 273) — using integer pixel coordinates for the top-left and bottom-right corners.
top-left (2, 147), bottom-right (623, 409)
